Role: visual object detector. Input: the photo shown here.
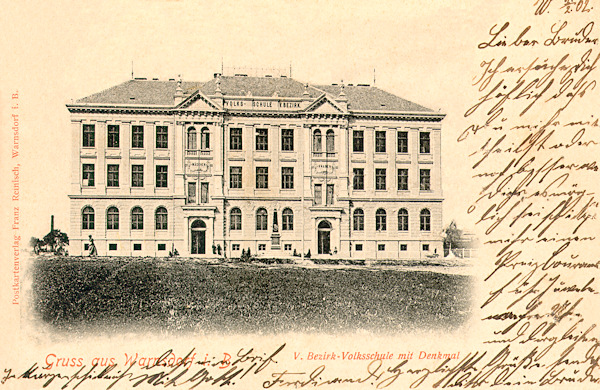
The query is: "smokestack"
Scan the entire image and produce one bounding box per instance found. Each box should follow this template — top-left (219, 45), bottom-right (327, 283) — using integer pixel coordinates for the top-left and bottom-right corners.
top-left (51, 215), bottom-right (54, 232)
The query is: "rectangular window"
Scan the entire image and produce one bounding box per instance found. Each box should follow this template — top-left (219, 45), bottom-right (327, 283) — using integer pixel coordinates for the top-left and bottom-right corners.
top-left (397, 131), bottom-right (408, 153)
top-left (353, 211), bottom-right (364, 231)
top-left (232, 244), bottom-right (240, 251)
top-left (156, 165), bottom-right (168, 188)
top-left (420, 169), bottom-right (431, 191)
top-left (256, 128), bottom-right (268, 150)
top-left (133, 243), bottom-right (142, 251)
top-left (107, 209), bottom-right (119, 230)
top-left (200, 128), bottom-right (210, 150)
top-left (230, 210), bottom-right (242, 230)
top-left (353, 168), bottom-right (364, 190)
top-left (107, 164), bottom-right (119, 187)
top-left (353, 130), bottom-right (364, 152)
top-left (109, 243), bottom-right (117, 251)
top-left (230, 128), bottom-right (242, 150)
top-left (155, 209), bottom-right (168, 230)
top-left (420, 132), bottom-right (430, 154)
top-left (256, 210), bottom-right (267, 231)
top-left (376, 168), bottom-right (386, 190)
top-left (82, 164), bottom-right (95, 186)
top-left (281, 167), bottom-right (294, 189)
top-left (158, 243), bottom-right (166, 251)
top-left (82, 124), bottom-right (95, 147)
top-left (326, 184), bottom-right (334, 205)
top-left (282, 210), bottom-right (293, 231)
top-left (256, 167), bottom-right (268, 189)
top-left (375, 131), bottom-right (386, 153)
top-left (132, 125), bottom-right (144, 148)
top-left (107, 125), bottom-right (119, 148)
top-left (378, 244), bottom-right (386, 251)
top-left (400, 244), bottom-right (407, 251)
top-left (187, 182), bottom-right (196, 204)
top-left (230, 167), bottom-right (242, 189)
top-left (281, 129), bottom-right (294, 151)
top-left (156, 126), bottom-right (168, 149)
top-left (398, 168), bottom-right (408, 191)
top-left (355, 244), bottom-right (363, 251)
top-left (131, 165), bottom-right (144, 187)
top-left (200, 182), bottom-right (209, 203)
top-left (284, 244), bottom-right (292, 251)
top-left (422, 244), bottom-right (430, 251)
top-left (314, 184), bottom-right (322, 205)
top-left (258, 244), bottom-right (266, 251)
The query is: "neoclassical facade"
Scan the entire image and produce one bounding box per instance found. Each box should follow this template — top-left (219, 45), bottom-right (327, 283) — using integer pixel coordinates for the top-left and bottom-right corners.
top-left (68, 74), bottom-right (444, 259)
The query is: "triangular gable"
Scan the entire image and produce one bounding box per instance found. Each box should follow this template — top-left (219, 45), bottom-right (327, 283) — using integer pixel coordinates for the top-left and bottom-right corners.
top-left (303, 94), bottom-right (346, 114)
top-left (176, 90), bottom-right (223, 112)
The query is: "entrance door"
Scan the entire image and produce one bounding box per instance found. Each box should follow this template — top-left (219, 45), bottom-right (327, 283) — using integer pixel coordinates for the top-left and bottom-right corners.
top-left (191, 219), bottom-right (206, 254)
top-left (191, 231), bottom-right (205, 254)
top-left (317, 220), bottom-right (331, 254)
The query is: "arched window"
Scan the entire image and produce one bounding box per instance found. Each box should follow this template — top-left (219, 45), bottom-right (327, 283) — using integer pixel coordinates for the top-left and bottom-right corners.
top-left (326, 129), bottom-right (335, 153)
top-left (420, 209), bottom-right (431, 231)
top-left (398, 208), bottom-right (408, 231)
top-left (131, 207), bottom-right (144, 230)
top-left (256, 208), bottom-right (268, 231)
top-left (318, 220), bottom-right (331, 229)
top-left (187, 127), bottom-right (197, 150)
top-left (191, 219), bottom-right (206, 229)
top-left (230, 208), bottom-right (242, 230)
top-left (353, 209), bottom-right (364, 231)
top-left (200, 127), bottom-right (210, 150)
top-left (82, 206), bottom-right (94, 230)
top-left (376, 208), bottom-right (387, 231)
top-left (155, 207), bottom-right (168, 230)
top-left (282, 208), bottom-right (294, 231)
top-left (313, 129), bottom-right (322, 152)
top-left (106, 206), bottom-right (119, 230)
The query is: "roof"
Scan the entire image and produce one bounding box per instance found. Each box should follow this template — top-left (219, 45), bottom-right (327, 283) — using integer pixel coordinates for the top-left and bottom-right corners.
top-left (200, 76), bottom-right (323, 99)
top-left (314, 84), bottom-right (433, 112)
top-left (75, 76), bottom-right (434, 112)
top-left (76, 80), bottom-right (203, 106)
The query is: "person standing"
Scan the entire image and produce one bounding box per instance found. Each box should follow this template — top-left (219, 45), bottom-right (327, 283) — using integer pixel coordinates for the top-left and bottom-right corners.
top-left (88, 235), bottom-right (97, 257)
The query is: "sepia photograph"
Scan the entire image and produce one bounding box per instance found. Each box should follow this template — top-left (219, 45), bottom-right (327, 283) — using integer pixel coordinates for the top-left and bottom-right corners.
top-left (32, 70), bottom-right (474, 334)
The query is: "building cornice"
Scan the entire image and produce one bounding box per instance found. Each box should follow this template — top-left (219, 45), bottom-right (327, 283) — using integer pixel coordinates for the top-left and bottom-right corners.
top-left (68, 194), bottom-right (185, 200)
top-left (343, 197), bottom-right (444, 202)
top-left (67, 106), bottom-right (445, 123)
top-left (349, 111), bottom-right (445, 122)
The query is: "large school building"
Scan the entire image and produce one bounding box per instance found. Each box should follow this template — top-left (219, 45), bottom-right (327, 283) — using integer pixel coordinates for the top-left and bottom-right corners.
top-left (67, 73), bottom-right (444, 259)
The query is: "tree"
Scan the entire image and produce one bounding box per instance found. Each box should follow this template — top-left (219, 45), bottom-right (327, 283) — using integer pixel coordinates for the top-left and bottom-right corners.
top-left (443, 220), bottom-right (463, 255)
top-left (31, 229), bottom-right (69, 255)
top-left (43, 229), bottom-right (69, 252)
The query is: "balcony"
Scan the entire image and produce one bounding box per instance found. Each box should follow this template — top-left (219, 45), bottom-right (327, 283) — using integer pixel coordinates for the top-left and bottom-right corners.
top-left (312, 151), bottom-right (337, 161)
top-left (186, 149), bottom-right (212, 158)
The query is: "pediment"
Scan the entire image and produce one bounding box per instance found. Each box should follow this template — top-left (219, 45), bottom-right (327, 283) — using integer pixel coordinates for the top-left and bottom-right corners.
top-left (304, 94), bottom-right (346, 114)
top-left (176, 91), bottom-right (223, 112)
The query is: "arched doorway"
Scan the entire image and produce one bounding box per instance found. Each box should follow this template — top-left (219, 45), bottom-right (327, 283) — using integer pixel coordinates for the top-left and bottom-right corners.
top-left (191, 219), bottom-right (206, 254)
top-left (318, 220), bottom-right (331, 254)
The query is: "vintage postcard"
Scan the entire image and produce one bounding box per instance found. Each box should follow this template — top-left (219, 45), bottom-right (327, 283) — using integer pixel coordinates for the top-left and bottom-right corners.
top-left (1, 0), bottom-right (599, 388)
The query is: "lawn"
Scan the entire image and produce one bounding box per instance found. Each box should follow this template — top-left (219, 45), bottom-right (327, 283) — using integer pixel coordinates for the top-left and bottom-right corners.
top-left (31, 257), bottom-right (472, 334)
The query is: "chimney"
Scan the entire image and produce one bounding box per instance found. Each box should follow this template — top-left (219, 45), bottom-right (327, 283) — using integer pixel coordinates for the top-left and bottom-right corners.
top-left (51, 215), bottom-right (54, 232)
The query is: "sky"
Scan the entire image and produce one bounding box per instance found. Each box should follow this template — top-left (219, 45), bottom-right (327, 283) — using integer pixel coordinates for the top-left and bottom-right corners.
top-left (1, 0), bottom-right (485, 239)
